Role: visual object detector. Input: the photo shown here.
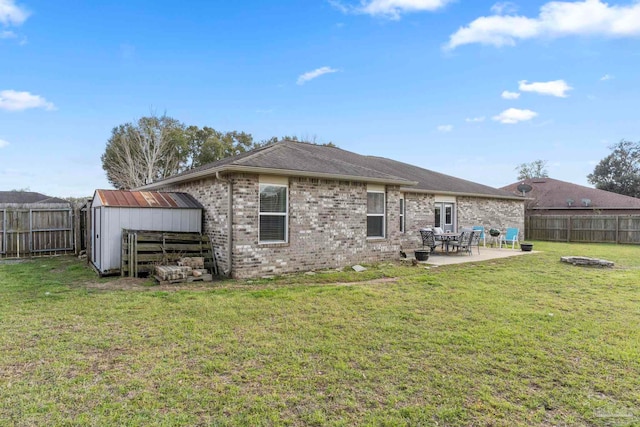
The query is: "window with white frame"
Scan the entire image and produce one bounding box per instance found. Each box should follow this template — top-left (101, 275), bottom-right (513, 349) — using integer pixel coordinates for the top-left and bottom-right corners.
top-left (367, 188), bottom-right (385, 238)
top-left (259, 182), bottom-right (288, 243)
top-left (399, 196), bottom-right (405, 233)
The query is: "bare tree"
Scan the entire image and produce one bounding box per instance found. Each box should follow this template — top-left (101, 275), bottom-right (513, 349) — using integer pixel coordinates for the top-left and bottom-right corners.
top-left (101, 115), bottom-right (186, 189)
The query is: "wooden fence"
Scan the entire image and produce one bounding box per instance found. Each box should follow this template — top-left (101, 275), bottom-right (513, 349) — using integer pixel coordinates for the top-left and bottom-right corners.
top-left (526, 215), bottom-right (640, 244)
top-left (0, 208), bottom-right (74, 257)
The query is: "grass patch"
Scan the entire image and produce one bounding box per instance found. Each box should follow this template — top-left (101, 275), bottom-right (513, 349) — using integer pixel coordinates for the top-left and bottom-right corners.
top-left (1, 242), bottom-right (639, 426)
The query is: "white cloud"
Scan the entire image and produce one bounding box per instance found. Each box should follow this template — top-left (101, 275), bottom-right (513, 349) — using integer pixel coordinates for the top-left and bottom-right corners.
top-left (437, 124), bottom-right (453, 132)
top-left (445, 0), bottom-right (640, 50)
top-left (1, 29), bottom-right (16, 38)
top-left (518, 79), bottom-right (572, 97)
top-left (331, 0), bottom-right (451, 19)
top-left (501, 90), bottom-right (520, 99)
top-left (491, 2), bottom-right (518, 15)
top-left (0, 0), bottom-right (29, 26)
top-left (0, 90), bottom-right (56, 111)
top-left (492, 108), bottom-right (538, 124)
top-left (600, 73), bottom-right (613, 81)
top-left (0, 138), bottom-right (9, 148)
top-left (465, 116), bottom-right (485, 123)
top-left (297, 66), bottom-right (339, 85)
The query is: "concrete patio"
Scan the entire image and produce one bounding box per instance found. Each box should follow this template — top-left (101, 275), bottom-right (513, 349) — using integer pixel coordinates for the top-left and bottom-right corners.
top-left (407, 247), bottom-right (538, 266)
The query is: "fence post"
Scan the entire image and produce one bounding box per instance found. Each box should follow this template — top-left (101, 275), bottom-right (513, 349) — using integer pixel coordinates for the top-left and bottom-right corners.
top-left (567, 216), bottom-right (572, 242)
top-left (616, 215), bottom-right (620, 244)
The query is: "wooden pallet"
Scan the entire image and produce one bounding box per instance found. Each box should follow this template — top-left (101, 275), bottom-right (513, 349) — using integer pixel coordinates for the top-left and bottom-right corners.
top-left (153, 274), bottom-right (213, 285)
top-left (121, 230), bottom-right (217, 277)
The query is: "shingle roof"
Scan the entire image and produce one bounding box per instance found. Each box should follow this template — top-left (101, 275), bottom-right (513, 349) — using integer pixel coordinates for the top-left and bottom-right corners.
top-left (0, 191), bottom-right (69, 205)
top-left (140, 140), bottom-right (518, 199)
top-left (94, 190), bottom-right (203, 209)
top-left (500, 178), bottom-right (640, 209)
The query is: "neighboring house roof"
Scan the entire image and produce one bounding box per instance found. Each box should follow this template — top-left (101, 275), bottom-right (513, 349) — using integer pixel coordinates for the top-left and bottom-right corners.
top-left (94, 190), bottom-right (204, 209)
top-left (0, 191), bottom-right (69, 205)
top-left (500, 177), bottom-right (640, 210)
top-left (139, 141), bottom-right (518, 200)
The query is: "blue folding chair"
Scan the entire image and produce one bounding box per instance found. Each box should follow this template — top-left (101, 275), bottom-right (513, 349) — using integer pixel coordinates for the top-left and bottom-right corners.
top-left (500, 227), bottom-right (520, 249)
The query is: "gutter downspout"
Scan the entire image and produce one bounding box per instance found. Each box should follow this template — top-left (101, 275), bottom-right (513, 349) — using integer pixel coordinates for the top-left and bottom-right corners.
top-left (216, 171), bottom-right (233, 278)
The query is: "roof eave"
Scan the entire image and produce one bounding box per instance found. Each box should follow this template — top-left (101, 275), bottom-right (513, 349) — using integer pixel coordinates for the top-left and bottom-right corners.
top-left (399, 187), bottom-right (524, 201)
top-left (138, 165), bottom-right (417, 189)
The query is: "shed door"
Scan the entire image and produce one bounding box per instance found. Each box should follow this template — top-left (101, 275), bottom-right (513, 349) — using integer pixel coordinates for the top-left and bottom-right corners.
top-left (92, 207), bottom-right (101, 269)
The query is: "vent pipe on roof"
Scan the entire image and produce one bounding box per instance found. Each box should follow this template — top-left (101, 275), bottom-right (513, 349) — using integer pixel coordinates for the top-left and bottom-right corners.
top-left (567, 198), bottom-right (574, 207)
top-left (582, 198), bottom-right (591, 207)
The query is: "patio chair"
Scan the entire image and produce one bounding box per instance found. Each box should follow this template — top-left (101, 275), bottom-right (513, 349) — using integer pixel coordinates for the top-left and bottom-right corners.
top-left (470, 230), bottom-right (482, 254)
top-left (472, 226), bottom-right (486, 247)
top-left (419, 228), bottom-right (438, 253)
top-left (449, 230), bottom-right (475, 255)
top-left (499, 227), bottom-right (520, 249)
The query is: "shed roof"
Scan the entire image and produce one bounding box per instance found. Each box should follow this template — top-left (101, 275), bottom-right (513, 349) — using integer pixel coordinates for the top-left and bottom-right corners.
top-left (94, 190), bottom-right (204, 209)
top-left (500, 178), bottom-right (640, 210)
top-left (139, 140), bottom-right (519, 200)
top-left (0, 191), bottom-right (69, 205)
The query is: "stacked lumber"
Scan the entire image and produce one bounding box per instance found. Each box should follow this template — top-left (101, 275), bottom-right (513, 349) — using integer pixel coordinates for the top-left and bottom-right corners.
top-left (155, 266), bottom-right (192, 281)
top-left (154, 265), bottom-right (213, 284)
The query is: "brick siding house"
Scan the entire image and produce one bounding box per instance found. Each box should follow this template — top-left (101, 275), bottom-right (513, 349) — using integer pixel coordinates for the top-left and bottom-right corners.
top-left (139, 141), bottom-right (524, 278)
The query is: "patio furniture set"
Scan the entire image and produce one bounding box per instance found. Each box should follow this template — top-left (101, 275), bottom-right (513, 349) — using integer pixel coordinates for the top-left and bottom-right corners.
top-left (417, 227), bottom-right (521, 260)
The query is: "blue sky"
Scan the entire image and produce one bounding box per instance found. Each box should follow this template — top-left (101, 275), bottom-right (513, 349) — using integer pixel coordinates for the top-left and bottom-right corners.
top-left (1, 0), bottom-right (638, 197)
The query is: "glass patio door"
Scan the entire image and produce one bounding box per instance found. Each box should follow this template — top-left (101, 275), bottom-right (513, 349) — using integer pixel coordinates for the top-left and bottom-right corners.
top-left (434, 202), bottom-right (455, 232)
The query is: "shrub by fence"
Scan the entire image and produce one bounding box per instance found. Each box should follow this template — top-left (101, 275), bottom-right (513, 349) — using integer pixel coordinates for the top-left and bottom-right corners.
top-left (526, 215), bottom-right (640, 244)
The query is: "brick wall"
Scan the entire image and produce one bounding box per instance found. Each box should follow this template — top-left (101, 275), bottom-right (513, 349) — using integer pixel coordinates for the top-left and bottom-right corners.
top-left (457, 196), bottom-right (525, 240)
top-left (156, 177), bottom-right (231, 274)
top-left (231, 176), bottom-right (402, 278)
top-left (400, 192), bottom-right (435, 249)
top-left (399, 194), bottom-right (525, 249)
top-left (159, 173), bottom-right (524, 278)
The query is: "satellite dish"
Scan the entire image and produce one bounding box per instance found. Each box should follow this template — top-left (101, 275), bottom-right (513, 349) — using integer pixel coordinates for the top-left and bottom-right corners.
top-left (566, 198), bottom-right (574, 206)
top-left (517, 183), bottom-right (533, 196)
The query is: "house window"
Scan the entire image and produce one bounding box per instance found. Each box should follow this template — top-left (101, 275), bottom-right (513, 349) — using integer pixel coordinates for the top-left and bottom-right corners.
top-left (367, 190), bottom-right (385, 238)
top-left (399, 197), bottom-right (405, 233)
top-left (259, 183), bottom-right (288, 243)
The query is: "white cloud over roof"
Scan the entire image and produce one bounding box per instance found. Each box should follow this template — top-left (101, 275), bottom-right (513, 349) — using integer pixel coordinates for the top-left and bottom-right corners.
top-left (493, 108), bottom-right (538, 124)
top-left (0, 90), bottom-right (56, 112)
top-left (446, 0), bottom-right (640, 50)
top-left (0, 0), bottom-right (29, 26)
top-left (501, 90), bottom-right (520, 99)
top-left (518, 79), bottom-right (572, 97)
top-left (331, 0), bottom-right (450, 19)
top-left (297, 67), bottom-right (339, 85)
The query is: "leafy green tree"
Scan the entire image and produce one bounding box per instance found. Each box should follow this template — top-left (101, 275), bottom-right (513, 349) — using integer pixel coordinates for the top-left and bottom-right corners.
top-left (516, 160), bottom-right (549, 180)
top-left (588, 140), bottom-right (640, 198)
top-left (101, 114), bottom-right (187, 189)
top-left (185, 127), bottom-right (256, 168)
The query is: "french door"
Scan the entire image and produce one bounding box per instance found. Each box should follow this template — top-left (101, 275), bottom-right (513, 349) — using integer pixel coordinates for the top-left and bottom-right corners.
top-left (434, 202), bottom-right (455, 232)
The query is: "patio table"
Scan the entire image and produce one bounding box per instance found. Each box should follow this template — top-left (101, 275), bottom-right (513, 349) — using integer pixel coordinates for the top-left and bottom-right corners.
top-left (436, 232), bottom-right (460, 254)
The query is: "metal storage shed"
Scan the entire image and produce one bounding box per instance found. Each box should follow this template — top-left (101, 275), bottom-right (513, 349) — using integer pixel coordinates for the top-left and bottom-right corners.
top-left (91, 190), bottom-right (203, 275)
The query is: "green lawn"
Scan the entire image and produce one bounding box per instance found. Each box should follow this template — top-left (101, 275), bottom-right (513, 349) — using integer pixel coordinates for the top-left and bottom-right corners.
top-left (1, 242), bottom-right (639, 426)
